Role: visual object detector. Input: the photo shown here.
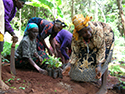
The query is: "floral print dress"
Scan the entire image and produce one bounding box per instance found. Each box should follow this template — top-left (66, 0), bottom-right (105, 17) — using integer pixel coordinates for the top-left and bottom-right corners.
top-left (69, 21), bottom-right (114, 82)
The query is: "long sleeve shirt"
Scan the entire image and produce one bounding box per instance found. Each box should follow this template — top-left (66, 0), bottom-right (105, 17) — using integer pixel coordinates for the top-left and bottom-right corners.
top-left (3, 0), bottom-right (17, 35)
top-left (55, 29), bottom-right (72, 60)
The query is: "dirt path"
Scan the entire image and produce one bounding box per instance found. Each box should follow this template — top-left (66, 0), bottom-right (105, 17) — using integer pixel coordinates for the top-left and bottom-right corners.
top-left (1, 65), bottom-right (123, 94)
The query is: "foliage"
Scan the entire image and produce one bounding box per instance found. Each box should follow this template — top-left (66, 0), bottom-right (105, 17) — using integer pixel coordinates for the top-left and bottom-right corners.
top-left (26, 0), bottom-right (63, 19)
top-left (109, 64), bottom-right (125, 77)
top-left (5, 76), bottom-right (15, 86)
top-left (118, 78), bottom-right (125, 89)
top-left (42, 55), bottom-right (62, 69)
top-left (19, 87), bottom-right (25, 90)
top-left (1, 41), bottom-right (18, 57)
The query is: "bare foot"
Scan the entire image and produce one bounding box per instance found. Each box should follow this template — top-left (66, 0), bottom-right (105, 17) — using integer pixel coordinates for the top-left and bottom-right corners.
top-left (0, 80), bottom-right (9, 90)
top-left (38, 69), bottom-right (48, 75)
top-left (96, 86), bottom-right (107, 94)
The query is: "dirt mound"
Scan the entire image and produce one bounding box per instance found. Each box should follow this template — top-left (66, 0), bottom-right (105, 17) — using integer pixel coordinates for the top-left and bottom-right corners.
top-left (1, 65), bottom-right (121, 94)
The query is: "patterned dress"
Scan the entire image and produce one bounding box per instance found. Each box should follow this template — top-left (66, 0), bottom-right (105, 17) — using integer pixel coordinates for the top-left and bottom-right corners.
top-left (69, 21), bottom-right (114, 82)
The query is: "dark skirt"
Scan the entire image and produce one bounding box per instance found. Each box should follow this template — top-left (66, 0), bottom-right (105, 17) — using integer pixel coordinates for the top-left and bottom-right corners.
top-left (36, 38), bottom-right (45, 51)
top-left (15, 50), bottom-right (49, 70)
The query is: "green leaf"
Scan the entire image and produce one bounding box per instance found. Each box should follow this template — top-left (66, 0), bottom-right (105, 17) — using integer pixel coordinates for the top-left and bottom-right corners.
top-left (123, 5), bottom-right (125, 8)
top-left (8, 78), bottom-right (14, 82)
top-left (54, 89), bottom-right (57, 92)
top-left (17, 78), bottom-right (21, 81)
top-left (42, 58), bottom-right (47, 64)
top-left (19, 87), bottom-right (25, 90)
top-left (123, 86), bottom-right (125, 89)
top-left (10, 86), bottom-right (16, 89)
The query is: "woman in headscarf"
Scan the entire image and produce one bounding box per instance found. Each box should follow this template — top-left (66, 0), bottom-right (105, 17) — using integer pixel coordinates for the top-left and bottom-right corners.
top-left (15, 23), bottom-right (48, 75)
top-left (24, 17), bottom-right (67, 57)
top-left (63, 14), bottom-right (114, 94)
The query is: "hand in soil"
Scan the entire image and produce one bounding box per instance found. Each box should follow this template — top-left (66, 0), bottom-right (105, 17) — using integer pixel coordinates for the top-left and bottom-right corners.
top-left (38, 69), bottom-right (48, 75)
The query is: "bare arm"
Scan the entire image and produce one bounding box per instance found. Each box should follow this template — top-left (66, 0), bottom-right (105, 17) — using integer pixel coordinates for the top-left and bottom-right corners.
top-left (40, 37), bottom-right (53, 56)
top-left (28, 58), bottom-right (47, 75)
top-left (49, 36), bottom-right (57, 56)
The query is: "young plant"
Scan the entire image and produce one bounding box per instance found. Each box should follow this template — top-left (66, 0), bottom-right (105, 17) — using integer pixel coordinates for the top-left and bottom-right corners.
top-left (42, 55), bottom-right (62, 69)
top-left (19, 87), bottom-right (25, 90)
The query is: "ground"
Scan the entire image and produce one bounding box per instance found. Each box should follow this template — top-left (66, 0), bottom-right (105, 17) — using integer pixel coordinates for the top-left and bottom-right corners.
top-left (1, 65), bottom-right (125, 94)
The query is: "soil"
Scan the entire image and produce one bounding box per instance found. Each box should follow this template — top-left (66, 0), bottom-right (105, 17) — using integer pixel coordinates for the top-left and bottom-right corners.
top-left (1, 65), bottom-right (125, 94)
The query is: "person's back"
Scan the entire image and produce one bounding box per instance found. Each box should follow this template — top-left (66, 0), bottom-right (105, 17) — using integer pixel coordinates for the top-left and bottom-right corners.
top-left (55, 29), bottom-right (72, 47)
top-left (54, 29), bottom-right (72, 64)
top-left (27, 17), bottom-right (54, 36)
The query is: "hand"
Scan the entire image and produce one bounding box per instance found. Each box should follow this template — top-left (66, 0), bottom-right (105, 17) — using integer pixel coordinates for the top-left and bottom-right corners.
top-left (38, 56), bottom-right (43, 62)
top-left (48, 48), bottom-right (53, 56)
top-left (62, 63), bottom-right (71, 76)
top-left (65, 60), bottom-right (69, 64)
top-left (54, 49), bottom-right (58, 57)
top-left (12, 35), bottom-right (18, 43)
top-left (38, 69), bottom-right (48, 75)
top-left (95, 65), bottom-right (102, 79)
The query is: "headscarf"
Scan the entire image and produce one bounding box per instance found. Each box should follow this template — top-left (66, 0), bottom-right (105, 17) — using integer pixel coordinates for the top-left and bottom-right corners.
top-left (72, 14), bottom-right (92, 41)
top-left (54, 19), bottom-right (67, 27)
top-left (24, 23), bottom-right (38, 37)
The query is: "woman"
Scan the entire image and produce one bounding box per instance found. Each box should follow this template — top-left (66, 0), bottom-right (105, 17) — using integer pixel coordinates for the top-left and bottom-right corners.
top-left (63, 14), bottom-right (114, 94)
top-left (15, 23), bottom-right (48, 75)
top-left (24, 17), bottom-right (67, 56)
top-left (50, 29), bottom-right (72, 65)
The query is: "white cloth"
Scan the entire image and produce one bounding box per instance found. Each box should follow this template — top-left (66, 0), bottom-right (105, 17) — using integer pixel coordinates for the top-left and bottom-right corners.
top-left (0, 0), bottom-right (5, 35)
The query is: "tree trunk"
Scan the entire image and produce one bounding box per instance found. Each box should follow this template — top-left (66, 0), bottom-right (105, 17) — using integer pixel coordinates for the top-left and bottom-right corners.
top-left (117, 0), bottom-right (125, 36)
top-left (95, 0), bottom-right (106, 23)
top-left (19, 9), bottom-right (21, 32)
top-left (95, 2), bottom-right (98, 21)
top-left (71, 0), bottom-right (74, 19)
top-left (33, 7), bottom-right (36, 17)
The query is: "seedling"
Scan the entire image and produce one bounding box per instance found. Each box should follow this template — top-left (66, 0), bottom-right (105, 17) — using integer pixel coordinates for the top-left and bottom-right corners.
top-left (17, 78), bottom-right (21, 81)
top-left (54, 90), bottom-right (57, 92)
top-left (8, 78), bottom-right (14, 82)
top-left (42, 55), bottom-right (62, 69)
top-left (19, 87), bottom-right (25, 90)
top-left (10, 86), bottom-right (16, 89)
